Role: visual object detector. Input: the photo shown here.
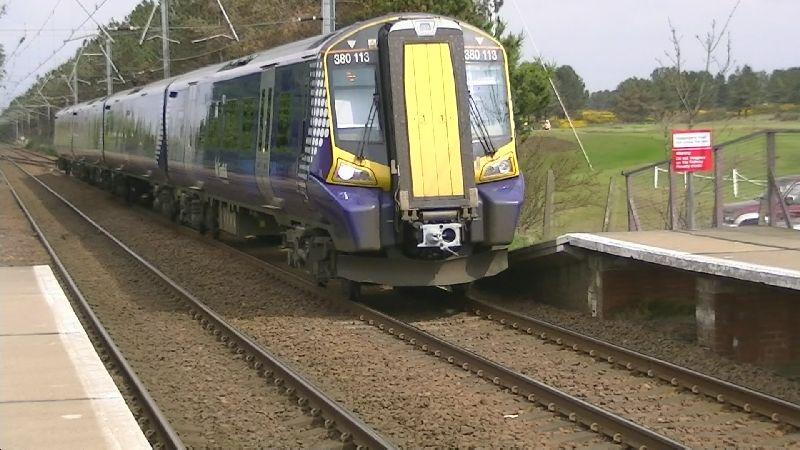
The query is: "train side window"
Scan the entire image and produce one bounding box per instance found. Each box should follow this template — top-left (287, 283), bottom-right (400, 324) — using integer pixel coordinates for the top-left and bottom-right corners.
top-left (269, 62), bottom-right (310, 176)
top-left (261, 88), bottom-right (273, 152)
top-left (240, 97), bottom-right (258, 153)
top-left (222, 100), bottom-right (241, 151)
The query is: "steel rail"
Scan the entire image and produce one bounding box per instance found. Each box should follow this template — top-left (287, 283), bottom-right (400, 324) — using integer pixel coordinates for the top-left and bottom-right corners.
top-left (0, 164), bottom-right (185, 450)
top-left (3, 155), bottom-right (52, 167)
top-left (6, 160), bottom-right (394, 450)
top-left (465, 291), bottom-right (800, 429)
top-left (10, 147), bottom-right (57, 163)
top-left (191, 239), bottom-right (685, 448)
top-left (13, 156), bottom-right (682, 448)
top-left (347, 302), bottom-right (685, 449)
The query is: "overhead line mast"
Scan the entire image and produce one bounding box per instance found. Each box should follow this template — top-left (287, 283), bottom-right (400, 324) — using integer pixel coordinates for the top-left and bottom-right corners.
top-left (322, 0), bottom-right (335, 34)
top-left (161, 0), bottom-right (171, 78)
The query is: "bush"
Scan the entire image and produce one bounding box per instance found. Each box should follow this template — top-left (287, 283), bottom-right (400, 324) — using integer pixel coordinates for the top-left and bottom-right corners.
top-left (580, 109), bottom-right (618, 124)
top-left (775, 112), bottom-right (800, 121)
top-left (555, 118), bottom-right (587, 128)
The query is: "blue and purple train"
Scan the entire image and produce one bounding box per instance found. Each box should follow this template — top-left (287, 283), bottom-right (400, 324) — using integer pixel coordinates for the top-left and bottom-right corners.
top-left (54, 13), bottom-right (524, 290)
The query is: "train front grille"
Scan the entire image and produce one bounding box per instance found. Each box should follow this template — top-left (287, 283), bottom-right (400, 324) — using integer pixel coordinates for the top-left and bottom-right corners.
top-left (403, 42), bottom-right (464, 198)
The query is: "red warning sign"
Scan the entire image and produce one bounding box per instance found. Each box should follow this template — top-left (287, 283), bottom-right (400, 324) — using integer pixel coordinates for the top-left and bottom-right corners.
top-left (671, 129), bottom-right (713, 172)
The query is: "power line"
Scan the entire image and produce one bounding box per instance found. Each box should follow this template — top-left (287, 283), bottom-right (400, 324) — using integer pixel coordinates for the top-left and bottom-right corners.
top-left (509, 0), bottom-right (594, 171)
top-left (4, 0), bottom-right (112, 100)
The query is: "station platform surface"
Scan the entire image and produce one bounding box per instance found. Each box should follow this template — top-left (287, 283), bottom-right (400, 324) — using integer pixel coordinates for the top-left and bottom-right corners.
top-left (511, 227), bottom-right (800, 290)
top-left (0, 265), bottom-right (150, 449)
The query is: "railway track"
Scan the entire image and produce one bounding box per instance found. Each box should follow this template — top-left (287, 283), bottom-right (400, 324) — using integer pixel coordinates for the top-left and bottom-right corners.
top-left (196, 212), bottom-right (797, 446)
top-left (5, 155), bottom-right (663, 448)
top-left (221, 253), bottom-right (685, 448)
top-left (3, 147), bottom-right (53, 167)
top-left (13, 151), bottom-right (797, 447)
top-left (1, 168), bottom-right (183, 450)
top-left (139, 207), bottom-right (685, 447)
top-left (2, 158), bottom-right (393, 449)
top-left (465, 291), bottom-right (800, 429)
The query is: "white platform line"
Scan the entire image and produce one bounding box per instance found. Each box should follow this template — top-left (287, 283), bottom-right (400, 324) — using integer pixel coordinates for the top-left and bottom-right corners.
top-left (32, 265), bottom-right (150, 449)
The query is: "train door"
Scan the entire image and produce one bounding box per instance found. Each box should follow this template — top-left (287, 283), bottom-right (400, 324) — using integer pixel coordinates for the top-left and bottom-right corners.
top-left (256, 68), bottom-right (282, 209)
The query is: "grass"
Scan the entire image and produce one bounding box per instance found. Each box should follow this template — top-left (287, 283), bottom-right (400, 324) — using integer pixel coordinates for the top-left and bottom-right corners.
top-left (512, 114), bottom-right (800, 246)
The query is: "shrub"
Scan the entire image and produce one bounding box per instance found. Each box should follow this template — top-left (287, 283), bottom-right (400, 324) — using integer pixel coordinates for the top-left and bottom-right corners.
top-left (555, 118), bottom-right (587, 128)
top-left (581, 109), bottom-right (618, 124)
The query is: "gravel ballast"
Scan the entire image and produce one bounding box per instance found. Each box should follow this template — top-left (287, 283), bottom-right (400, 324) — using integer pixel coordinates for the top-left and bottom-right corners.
top-left (13, 164), bottom-right (611, 447)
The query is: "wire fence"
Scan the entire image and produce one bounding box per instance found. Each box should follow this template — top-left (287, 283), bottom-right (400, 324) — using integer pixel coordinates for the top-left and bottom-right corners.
top-left (622, 130), bottom-right (800, 231)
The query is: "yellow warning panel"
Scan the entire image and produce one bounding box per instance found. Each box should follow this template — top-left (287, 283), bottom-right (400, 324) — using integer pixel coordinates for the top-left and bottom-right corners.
top-left (404, 43), bottom-right (464, 197)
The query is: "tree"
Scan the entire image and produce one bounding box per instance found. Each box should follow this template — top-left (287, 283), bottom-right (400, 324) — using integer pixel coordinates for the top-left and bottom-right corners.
top-left (362, 0), bottom-right (492, 29)
top-left (512, 61), bottom-right (551, 131)
top-left (661, 0), bottom-right (739, 128)
top-left (550, 65), bottom-right (588, 117)
top-left (612, 77), bottom-right (655, 122)
top-left (765, 67), bottom-right (800, 104)
top-left (727, 65), bottom-right (765, 116)
top-left (712, 73), bottom-right (729, 108)
top-left (587, 90), bottom-right (615, 110)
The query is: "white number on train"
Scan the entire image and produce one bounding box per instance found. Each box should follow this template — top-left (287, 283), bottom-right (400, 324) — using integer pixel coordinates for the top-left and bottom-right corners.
top-left (333, 53), bottom-right (352, 65)
top-left (332, 52), bottom-right (370, 65)
top-left (464, 48), bottom-right (499, 61)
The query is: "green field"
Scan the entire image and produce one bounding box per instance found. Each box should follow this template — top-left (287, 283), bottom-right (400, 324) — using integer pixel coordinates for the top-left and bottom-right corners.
top-left (512, 115), bottom-right (800, 247)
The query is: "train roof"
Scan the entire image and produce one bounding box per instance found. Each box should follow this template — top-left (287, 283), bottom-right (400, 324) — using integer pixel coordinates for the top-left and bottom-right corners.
top-left (56, 13), bottom-right (494, 116)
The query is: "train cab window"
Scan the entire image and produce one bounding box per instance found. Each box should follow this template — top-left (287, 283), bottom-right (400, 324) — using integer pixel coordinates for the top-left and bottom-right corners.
top-left (328, 65), bottom-right (386, 164)
top-left (329, 67), bottom-right (382, 142)
top-left (466, 62), bottom-right (511, 154)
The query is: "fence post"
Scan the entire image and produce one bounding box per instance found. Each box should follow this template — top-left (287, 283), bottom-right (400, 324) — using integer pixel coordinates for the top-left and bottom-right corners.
top-left (766, 131), bottom-right (776, 226)
top-left (668, 164), bottom-right (678, 230)
top-left (713, 146), bottom-right (724, 227)
top-left (686, 173), bottom-right (696, 230)
top-left (768, 174), bottom-right (793, 228)
top-left (543, 169), bottom-right (555, 239)
top-left (602, 177), bottom-right (615, 232)
top-left (624, 172), bottom-right (640, 231)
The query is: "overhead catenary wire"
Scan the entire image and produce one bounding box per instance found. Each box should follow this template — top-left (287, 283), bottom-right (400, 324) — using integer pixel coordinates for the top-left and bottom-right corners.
top-left (509, 0), bottom-right (594, 171)
top-left (1, 5), bottom-right (319, 116)
top-left (2, 0), bottom-right (112, 102)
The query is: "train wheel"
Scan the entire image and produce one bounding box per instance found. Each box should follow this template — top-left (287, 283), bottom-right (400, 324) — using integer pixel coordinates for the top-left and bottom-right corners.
top-left (203, 202), bottom-right (219, 239)
top-left (345, 280), bottom-right (362, 301)
top-left (450, 283), bottom-right (470, 297)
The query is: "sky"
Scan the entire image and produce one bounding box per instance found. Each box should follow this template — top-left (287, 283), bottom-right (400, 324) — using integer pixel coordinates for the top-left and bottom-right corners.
top-left (0, 0), bottom-right (141, 108)
top-left (501, 0), bottom-right (800, 91)
top-left (1, 0), bottom-right (799, 109)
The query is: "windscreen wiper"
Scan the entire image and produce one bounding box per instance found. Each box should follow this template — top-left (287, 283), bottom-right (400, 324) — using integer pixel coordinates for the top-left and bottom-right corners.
top-left (468, 93), bottom-right (496, 156)
top-left (357, 93), bottom-right (379, 160)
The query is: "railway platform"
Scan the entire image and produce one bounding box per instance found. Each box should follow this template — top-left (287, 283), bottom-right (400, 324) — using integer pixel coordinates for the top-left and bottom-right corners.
top-left (491, 227), bottom-right (800, 367)
top-left (0, 265), bottom-right (149, 449)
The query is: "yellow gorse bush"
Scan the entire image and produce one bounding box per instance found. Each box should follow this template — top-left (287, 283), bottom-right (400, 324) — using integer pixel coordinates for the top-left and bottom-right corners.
top-left (580, 109), bottom-right (618, 124)
top-left (556, 119), bottom-right (587, 128)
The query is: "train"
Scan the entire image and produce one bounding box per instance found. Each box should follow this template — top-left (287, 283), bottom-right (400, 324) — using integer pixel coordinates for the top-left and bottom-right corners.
top-left (54, 13), bottom-right (524, 292)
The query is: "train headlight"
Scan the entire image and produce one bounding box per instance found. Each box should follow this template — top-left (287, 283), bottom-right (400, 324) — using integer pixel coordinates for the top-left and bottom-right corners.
top-left (479, 154), bottom-right (517, 182)
top-left (332, 159), bottom-right (378, 186)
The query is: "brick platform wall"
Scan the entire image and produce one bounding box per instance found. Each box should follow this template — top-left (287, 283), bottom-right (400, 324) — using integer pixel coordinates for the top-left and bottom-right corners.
top-left (697, 277), bottom-right (800, 367)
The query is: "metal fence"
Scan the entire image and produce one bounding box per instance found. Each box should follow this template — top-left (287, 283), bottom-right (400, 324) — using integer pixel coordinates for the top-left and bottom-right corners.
top-left (622, 130), bottom-right (800, 231)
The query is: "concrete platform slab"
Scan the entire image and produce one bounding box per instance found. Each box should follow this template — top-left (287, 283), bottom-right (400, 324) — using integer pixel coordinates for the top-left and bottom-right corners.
top-left (0, 265), bottom-right (149, 449)
top-left (0, 398), bottom-right (147, 450)
top-left (689, 227), bottom-right (800, 251)
top-left (565, 228), bottom-right (800, 290)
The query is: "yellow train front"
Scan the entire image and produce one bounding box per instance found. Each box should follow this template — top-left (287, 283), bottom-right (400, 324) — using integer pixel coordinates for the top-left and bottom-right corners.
top-left (314, 14), bottom-right (523, 287)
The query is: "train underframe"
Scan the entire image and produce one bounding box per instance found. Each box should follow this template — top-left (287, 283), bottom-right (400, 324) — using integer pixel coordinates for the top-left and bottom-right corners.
top-left (57, 157), bottom-right (508, 294)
